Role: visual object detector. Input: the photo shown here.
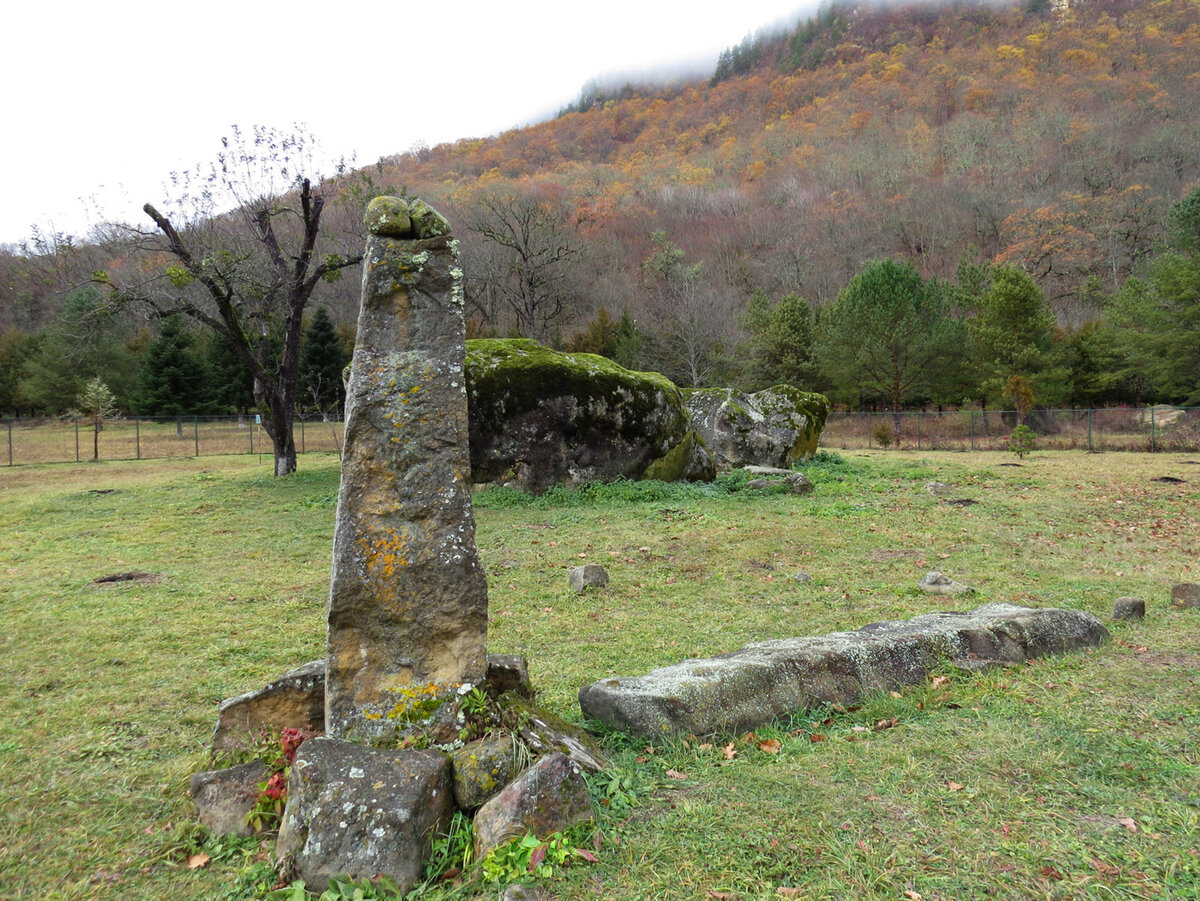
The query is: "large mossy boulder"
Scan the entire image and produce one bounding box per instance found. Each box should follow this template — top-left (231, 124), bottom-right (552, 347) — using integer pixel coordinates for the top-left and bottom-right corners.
top-left (685, 385), bottom-right (830, 470)
top-left (465, 339), bottom-right (713, 493)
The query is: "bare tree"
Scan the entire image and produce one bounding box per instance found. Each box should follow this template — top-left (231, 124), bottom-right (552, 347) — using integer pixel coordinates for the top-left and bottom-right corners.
top-left (459, 188), bottom-right (582, 341)
top-left (95, 126), bottom-right (379, 475)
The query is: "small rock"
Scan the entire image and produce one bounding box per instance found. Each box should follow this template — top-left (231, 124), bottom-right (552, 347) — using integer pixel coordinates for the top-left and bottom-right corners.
top-left (746, 478), bottom-right (770, 490)
top-left (451, 738), bottom-right (518, 810)
top-left (473, 753), bottom-right (595, 859)
top-left (786, 472), bottom-right (815, 495)
top-left (212, 660), bottom-right (325, 754)
top-left (486, 654), bottom-right (533, 698)
top-left (946, 498), bottom-right (979, 507)
top-left (569, 564), bottom-right (609, 593)
top-left (1112, 597), bottom-right (1146, 621)
top-left (363, 196), bottom-right (412, 237)
top-left (792, 571), bottom-right (812, 583)
top-left (506, 695), bottom-right (607, 772)
top-left (918, 571), bottom-right (975, 596)
top-left (408, 198), bottom-right (452, 238)
top-left (1171, 583), bottom-right (1200, 609)
top-left (189, 760), bottom-right (268, 837)
top-left (924, 481), bottom-right (952, 495)
top-left (502, 885), bottom-right (555, 901)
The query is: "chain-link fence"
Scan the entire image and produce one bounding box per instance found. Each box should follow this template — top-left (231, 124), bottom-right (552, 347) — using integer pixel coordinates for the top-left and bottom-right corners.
top-left (0, 415), bottom-right (345, 466)
top-left (3, 406), bottom-right (1198, 466)
top-left (821, 406), bottom-right (1200, 453)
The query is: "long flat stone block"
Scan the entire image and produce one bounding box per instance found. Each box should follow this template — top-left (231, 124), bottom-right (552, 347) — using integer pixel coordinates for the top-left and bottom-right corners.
top-left (578, 603), bottom-right (1108, 738)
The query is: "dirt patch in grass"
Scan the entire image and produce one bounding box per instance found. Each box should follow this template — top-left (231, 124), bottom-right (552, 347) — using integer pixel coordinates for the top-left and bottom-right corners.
top-left (91, 571), bottom-right (162, 586)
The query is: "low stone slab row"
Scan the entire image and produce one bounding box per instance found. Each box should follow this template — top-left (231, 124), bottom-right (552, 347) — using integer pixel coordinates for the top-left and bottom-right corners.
top-left (578, 602), bottom-right (1109, 739)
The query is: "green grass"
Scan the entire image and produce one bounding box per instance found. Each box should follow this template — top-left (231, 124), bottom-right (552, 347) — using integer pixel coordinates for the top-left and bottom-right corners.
top-left (1, 450), bottom-right (1197, 899)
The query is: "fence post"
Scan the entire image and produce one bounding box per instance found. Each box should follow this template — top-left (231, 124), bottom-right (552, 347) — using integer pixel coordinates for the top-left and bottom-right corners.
top-left (249, 421), bottom-right (254, 455)
top-left (194, 416), bottom-right (200, 457)
top-left (135, 417), bottom-right (141, 460)
top-left (75, 418), bottom-right (80, 463)
top-left (1087, 408), bottom-right (1092, 453)
top-left (6, 420), bottom-right (11, 466)
top-left (917, 412), bottom-right (922, 449)
top-left (1150, 406), bottom-right (1156, 452)
top-left (300, 418), bottom-right (305, 455)
top-left (969, 410), bottom-right (975, 451)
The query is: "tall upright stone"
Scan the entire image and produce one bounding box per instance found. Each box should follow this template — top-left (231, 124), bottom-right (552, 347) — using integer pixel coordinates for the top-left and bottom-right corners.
top-left (326, 197), bottom-right (487, 740)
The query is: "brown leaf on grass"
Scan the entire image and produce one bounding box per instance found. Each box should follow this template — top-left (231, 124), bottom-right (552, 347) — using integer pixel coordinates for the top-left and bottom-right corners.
top-left (698, 743), bottom-right (713, 752)
top-left (946, 781), bottom-right (965, 791)
top-left (874, 717), bottom-right (899, 731)
top-left (1040, 865), bottom-right (1065, 881)
top-left (722, 742), bottom-right (738, 760)
top-left (740, 732), bottom-right (758, 744)
top-left (931, 675), bottom-right (950, 689)
top-left (810, 733), bottom-right (826, 743)
top-left (889, 690), bottom-right (903, 699)
top-left (1116, 817), bottom-right (1138, 832)
top-left (903, 891), bottom-right (925, 900)
top-left (707, 892), bottom-right (738, 900)
top-left (778, 889), bottom-right (804, 898)
top-left (186, 853), bottom-right (210, 870)
top-left (1090, 857), bottom-right (1120, 876)
top-left (665, 769), bottom-right (689, 779)
top-left (757, 738), bottom-right (782, 754)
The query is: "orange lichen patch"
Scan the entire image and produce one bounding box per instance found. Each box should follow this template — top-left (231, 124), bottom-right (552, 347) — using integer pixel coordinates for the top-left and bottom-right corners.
top-left (358, 527), bottom-right (412, 577)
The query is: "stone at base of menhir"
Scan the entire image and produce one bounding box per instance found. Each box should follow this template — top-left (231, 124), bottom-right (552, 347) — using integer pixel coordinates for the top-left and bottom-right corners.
top-left (472, 753), bottom-right (595, 860)
top-left (451, 737), bottom-right (519, 811)
top-left (918, 571), bottom-right (975, 595)
top-left (485, 654), bottom-right (533, 699)
top-left (1170, 583), bottom-right (1200, 609)
top-left (189, 760), bottom-right (269, 837)
top-left (1112, 597), bottom-right (1146, 621)
top-left (211, 660), bottom-right (325, 755)
top-left (276, 737), bottom-right (452, 895)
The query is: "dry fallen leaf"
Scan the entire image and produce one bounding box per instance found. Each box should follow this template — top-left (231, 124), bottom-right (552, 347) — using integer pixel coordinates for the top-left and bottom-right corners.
top-left (723, 742), bottom-right (738, 760)
top-left (931, 675), bottom-right (949, 689)
top-left (707, 892), bottom-right (738, 900)
top-left (946, 781), bottom-right (965, 791)
top-left (903, 891), bottom-right (924, 900)
top-left (778, 889), bottom-right (804, 898)
top-left (1116, 817), bottom-right (1138, 832)
top-left (889, 690), bottom-right (903, 699)
top-left (665, 769), bottom-right (689, 780)
top-left (740, 732), bottom-right (759, 744)
top-left (757, 738), bottom-right (782, 754)
top-left (1090, 857), bottom-right (1120, 876)
top-left (810, 733), bottom-right (826, 743)
top-left (698, 743), bottom-right (714, 752)
top-left (874, 717), bottom-right (899, 731)
top-left (1040, 865), bottom-right (1065, 881)
top-left (186, 853), bottom-right (210, 870)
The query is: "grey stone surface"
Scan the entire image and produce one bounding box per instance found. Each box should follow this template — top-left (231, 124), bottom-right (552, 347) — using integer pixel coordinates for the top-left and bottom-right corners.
top-left (473, 753), bottom-right (595, 859)
top-left (486, 654), bottom-right (533, 698)
top-left (578, 603), bottom-right (1109, 738)
top-left (685, 385), bottom-right (829, 469)
top-left (569, 564), bottom-right (609, 593)
top-left (189, 760), bottom-right (269, 837)
top-left (465, 338), bottom-right (712, 493)
top-left (326, 205), bottom-right (487, 740)
top-left (276, 738), bottom-right (452, 894)
top-left (918, 571), bottom-right (975, 596)
top-left (1171, 583), bottom-right (1200, 609)
top-left (212, 660), bottom-right (325, 754)
top-left (743, 465), bottom-right (815, 495)
top-left (1112, 597), bottom-right (1146, 621)
top-left (450, 738), bottom-right (518, 810)
top-left (508, 696), bottom-right (608, 773)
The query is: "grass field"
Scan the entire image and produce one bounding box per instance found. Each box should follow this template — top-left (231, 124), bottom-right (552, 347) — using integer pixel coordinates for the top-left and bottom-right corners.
top-left (1, 449), bottom-right (1197, 900)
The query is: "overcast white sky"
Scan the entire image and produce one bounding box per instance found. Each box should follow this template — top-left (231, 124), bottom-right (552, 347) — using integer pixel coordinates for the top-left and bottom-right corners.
top-left (2, 0), bottom-right (814, 247)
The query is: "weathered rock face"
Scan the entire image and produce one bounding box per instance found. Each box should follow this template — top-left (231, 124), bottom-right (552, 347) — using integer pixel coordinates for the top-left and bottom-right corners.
top-left (472, 753), bottom-right (595, 859)
top-left (451, 738), bottom-right (519, 810)
top-left (685, 385), bottom-right (830, 470)
top-left (212, 660), bottom-right (325, 754)
top-left (1171, 583), bottom-right (1200, 609)
top-left (189, 760), bottom-right (269, 837)
top-left (465, 338), bottom-right (713, 493)
top-left (918, 571), bottom-right (975, 596)
top-left (578, 603), bottom-right (1109, 738)
top-left (569, 564), bottom-right (609, 593)
top-left (326, 201), bottom-right (487, 740)
top-left (276, 738), bottom-right (453, 895)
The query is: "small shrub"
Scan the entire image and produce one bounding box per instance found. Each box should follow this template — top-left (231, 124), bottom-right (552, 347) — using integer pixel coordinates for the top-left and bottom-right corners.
top-left (1009, 424), bottom-right (1036, 459)
top-left (872, 421), bottom-right (894, 448)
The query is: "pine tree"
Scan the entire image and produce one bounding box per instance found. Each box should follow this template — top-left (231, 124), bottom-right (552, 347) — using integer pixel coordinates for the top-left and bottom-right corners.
top-left (299, 307), bottom-right (349, 419)
top-left (132, 316), bottom-right (211, 418)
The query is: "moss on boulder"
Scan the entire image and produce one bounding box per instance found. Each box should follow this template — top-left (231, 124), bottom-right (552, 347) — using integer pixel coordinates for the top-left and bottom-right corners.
top-left (685, 384), bottom-right (830, 469)
top-left (465, 339), bottom-right (712, 493)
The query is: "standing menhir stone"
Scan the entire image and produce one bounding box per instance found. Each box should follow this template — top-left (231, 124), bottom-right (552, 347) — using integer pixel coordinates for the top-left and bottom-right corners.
top-left (326, 197), bottom-right (487, 740)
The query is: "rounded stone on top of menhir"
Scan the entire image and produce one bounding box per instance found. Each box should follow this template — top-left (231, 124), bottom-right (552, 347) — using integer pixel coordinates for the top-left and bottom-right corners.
top-left (364, 195), bottom-right (412, 237)
top-left (1111, 597), bottom-right (1146, 621)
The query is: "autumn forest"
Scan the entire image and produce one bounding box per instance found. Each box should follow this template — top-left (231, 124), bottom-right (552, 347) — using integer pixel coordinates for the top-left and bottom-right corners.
top-left (2, 0), bottom-right (1199, 421)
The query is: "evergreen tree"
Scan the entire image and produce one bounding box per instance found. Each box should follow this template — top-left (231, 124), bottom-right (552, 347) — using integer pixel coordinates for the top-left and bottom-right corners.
top-left (132, 316), bottom-right (211, 417)
top-left (19, 287), bottom-right (136, 414)
top-left (203, 331), bottom-right (256, 414)
top-left (743, 291), bottom-right (821, 391)
top-left (299, 307), bottom-right (350, 418)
